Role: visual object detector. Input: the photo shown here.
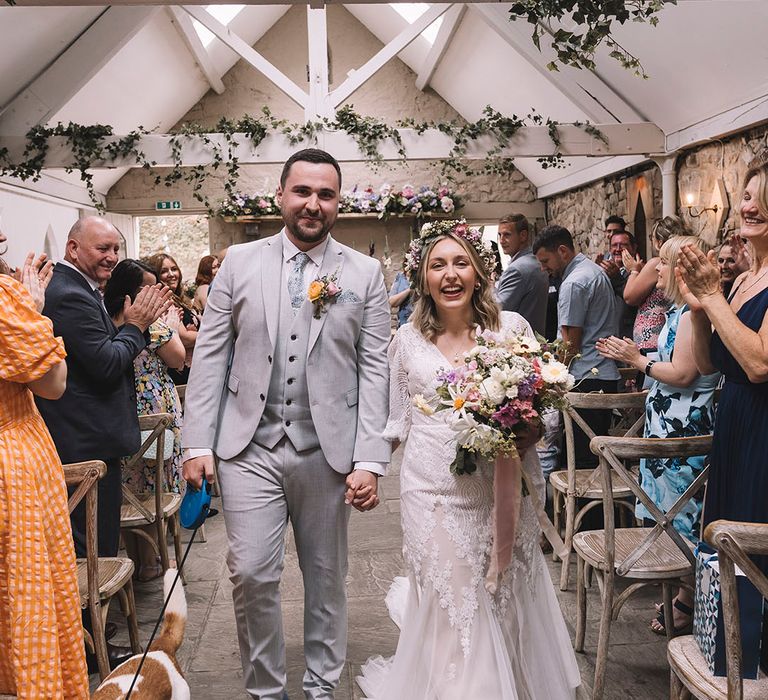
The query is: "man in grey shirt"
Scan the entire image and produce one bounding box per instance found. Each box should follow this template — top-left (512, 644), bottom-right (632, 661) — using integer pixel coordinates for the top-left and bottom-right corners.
top-left (495, 213), bottom-right (549, 335)
top-left (533, 224), bottom-right (620, 467)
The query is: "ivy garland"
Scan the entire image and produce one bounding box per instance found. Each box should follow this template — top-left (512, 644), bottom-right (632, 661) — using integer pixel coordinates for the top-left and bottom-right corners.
top-left (0, 105), bottom-right (606, 214)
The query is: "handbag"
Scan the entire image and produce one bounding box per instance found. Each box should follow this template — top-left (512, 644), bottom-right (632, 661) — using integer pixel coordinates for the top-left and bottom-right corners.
top-left (692, 542), bottom-right (766, 678)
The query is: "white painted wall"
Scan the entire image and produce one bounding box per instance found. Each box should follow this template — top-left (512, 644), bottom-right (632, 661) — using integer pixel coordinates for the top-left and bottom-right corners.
top-left (0, 184), bottom-right (135, 269)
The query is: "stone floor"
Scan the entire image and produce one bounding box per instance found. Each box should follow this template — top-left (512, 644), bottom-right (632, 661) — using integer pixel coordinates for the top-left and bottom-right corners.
top-left (100, 446), bottom-right (673, 699)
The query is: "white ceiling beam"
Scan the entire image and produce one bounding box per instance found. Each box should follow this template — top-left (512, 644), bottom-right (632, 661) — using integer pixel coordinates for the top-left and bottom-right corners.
top-left (181, 5), bottom-right (308, 109)
top-left (0, 173), bottom-right (106, 209)
top-left (0, 6), bottom-right (159, 135)
top-left (12, 0), bottom-right (502, 4)
top-left (535, 155), bottom-right (649, 199)
top-left (306, 6), bottom-right (333, 120)
top-left (329, 3), bottom-right (453, 108)
top-left (470, 4), bottom-right (646, 125)
top-left (0, 123), bottom-right (665, 169)
top-left (665, 93), bottom-right (768, 152)
top-left (415, 3), bottom-right (465, 92)
top-left (167, 6), bottom-right (225, 95)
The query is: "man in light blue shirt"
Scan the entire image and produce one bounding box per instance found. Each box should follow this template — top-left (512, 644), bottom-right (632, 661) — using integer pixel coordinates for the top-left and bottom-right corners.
top-left (533, 224), bottom-right (620, 467)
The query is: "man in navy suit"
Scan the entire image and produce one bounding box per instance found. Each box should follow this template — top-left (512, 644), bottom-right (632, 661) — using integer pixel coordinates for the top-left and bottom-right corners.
top-left (36, 216), bottom-right (171, 669)
top-left (38, 216), bottom-right (171, 557)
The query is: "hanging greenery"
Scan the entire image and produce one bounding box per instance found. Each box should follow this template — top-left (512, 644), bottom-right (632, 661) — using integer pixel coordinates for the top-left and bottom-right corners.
top-left (0, 106), bottom-right (605, 215)
top-left (508, 0), bottom-right (675, 78)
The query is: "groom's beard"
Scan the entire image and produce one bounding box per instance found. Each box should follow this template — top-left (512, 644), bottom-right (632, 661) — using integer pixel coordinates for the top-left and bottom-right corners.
top-left (283, 210), bottom-right (336, 246)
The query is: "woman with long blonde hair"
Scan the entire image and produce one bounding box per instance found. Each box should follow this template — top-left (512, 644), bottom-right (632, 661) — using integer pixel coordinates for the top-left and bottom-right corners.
top-left (598, 235), bottom-right (720, 635)
top-left (357, 220), bottom-right (580, 700)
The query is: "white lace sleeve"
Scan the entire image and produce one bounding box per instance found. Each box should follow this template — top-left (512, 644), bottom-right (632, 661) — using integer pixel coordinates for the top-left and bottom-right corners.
top-left (500, 310), bottom-right (534, 338)
top-left (383, 326), bottom-right (411, 441)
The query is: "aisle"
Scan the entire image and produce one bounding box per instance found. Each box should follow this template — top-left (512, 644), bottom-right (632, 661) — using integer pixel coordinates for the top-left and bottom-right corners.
top-left (102, 446), bottom-right (673, 699)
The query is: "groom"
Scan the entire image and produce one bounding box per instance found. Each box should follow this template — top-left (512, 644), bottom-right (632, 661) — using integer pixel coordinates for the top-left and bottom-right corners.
top-left (182, 148), bottom-right (391, 699)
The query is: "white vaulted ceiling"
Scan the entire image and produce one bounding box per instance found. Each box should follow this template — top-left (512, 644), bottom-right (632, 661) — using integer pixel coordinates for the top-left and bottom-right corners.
top-left (1, 1), bottom-right (768, 201)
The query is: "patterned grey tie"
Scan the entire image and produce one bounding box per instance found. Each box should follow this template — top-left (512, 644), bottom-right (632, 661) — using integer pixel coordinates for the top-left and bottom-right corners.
top-left (288, 252), bottom-right (311, 314)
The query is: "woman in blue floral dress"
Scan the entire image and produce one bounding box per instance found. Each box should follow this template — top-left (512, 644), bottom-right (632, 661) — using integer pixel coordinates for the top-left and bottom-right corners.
top-left (597, 235), bottom-right (720, 634)
top-left (104, 260), bottom-right (186, 579)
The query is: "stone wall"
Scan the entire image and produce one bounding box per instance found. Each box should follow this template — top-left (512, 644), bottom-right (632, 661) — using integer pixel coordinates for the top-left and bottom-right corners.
top-left (544, 164), bottom-right (661, 258)
top-left (676, 122), bottom-right (768, 244)
top-left (106, 4), bottom-right (540, 224)
top-left (545, 122), bottom-right (768, 258)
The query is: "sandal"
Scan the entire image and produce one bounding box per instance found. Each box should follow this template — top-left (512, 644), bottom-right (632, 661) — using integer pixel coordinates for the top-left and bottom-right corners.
top-left (651, 598), bottom-right (693, 636)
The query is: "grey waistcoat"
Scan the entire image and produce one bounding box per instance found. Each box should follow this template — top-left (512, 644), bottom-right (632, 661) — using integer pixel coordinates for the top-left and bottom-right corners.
top-left (252, 284), bottom-right (319, 451)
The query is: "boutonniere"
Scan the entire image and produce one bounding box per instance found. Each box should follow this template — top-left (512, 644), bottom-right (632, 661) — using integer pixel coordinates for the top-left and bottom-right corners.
top-left (308, 271), bottom-right (342, 318)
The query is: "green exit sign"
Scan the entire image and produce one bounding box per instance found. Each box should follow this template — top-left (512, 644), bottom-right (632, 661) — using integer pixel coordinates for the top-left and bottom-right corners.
top-left (156, 201), bottom-right (181, 210)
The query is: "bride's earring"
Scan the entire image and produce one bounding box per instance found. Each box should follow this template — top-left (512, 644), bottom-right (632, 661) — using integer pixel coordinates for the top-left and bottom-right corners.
top-left (474, 282), bottom-right (481, 290)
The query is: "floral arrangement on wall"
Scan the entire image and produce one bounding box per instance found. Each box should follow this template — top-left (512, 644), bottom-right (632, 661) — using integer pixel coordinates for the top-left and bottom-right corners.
top-left (218, 184), bottom-right (461, 220)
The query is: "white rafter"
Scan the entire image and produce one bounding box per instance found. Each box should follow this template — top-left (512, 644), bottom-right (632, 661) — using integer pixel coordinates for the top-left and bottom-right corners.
top-left (329, 3), bottom-right (454, 108)
top-left (415, 3), bottom-right (465, 92)
top-left (0, 123), bottom-right (665, 169)
top-left (306, 6), bottom-right (332, 120)
top-left (167, 6), bottom-right (225, 95)
top-left (470, 4), bottom-right (647, 125)
top-left (181, 5), bottom-right (308, 109)
top-left (0, 6), bottom-right (159, 134)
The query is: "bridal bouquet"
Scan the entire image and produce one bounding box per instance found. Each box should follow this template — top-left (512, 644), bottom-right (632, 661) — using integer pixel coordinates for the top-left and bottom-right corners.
top-left (419, 329), bottom-right (575, 475)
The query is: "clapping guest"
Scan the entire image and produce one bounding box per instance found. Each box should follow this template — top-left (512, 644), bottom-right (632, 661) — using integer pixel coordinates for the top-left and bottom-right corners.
top-left (105, 259), bottom-right (186, 581)
top-left (192, 254), bottom-right (220, 312)
top-left (622, 216), bottom-right (689, 361)
top-left (598, 235), bottom-right (720, 635)
top-left (0, 245), bottom-right (89, 697)
top-left (144, 253), bottom-right (200, 384)
top-left (680, 160), bottom-right (768, 578)
top-left (36, 216), bottom-right (172, 672)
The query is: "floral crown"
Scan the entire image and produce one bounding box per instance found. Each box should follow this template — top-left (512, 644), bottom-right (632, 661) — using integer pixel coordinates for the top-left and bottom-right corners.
top-left (403, 218), bottom-right (497, 288)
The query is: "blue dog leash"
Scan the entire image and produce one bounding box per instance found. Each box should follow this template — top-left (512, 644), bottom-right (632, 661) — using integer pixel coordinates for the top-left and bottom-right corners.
top-left (123, 481), bottom-right (217, 699)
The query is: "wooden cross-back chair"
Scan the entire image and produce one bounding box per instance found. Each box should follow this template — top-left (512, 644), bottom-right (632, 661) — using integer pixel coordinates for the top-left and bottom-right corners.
top-left (63, 460), bottom-right (141, 681)
top-left (550, 390), bottom-right (647, 590)
top-left (120, 413), bottom-right (184, 582)
top-left (668, 520), bottom-right (768, 700)
top-left (572, 434), bottom-right (713, 700)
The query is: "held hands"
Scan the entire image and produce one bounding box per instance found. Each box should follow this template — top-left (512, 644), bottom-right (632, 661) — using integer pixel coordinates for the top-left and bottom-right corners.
top-left (596, 336), bottom-right (643, 366)
top-left (183, 455), bottom-right (216, 490)
top-left (676, 245), bottom-right (721, 301)
top-left (14, 252), bottom-right (54, 312)
top-left (123, 283), bottom-right (173, 332)
top-left (344, 470), bottom-right (380, 512)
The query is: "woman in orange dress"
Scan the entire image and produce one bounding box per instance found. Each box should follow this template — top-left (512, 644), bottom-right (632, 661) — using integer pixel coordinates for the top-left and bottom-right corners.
top-left (0, 245), bottom-right (89, 699)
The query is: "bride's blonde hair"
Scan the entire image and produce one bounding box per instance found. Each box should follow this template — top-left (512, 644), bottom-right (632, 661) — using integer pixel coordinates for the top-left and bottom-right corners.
top-left (410, 233), bottom-right (500, 340)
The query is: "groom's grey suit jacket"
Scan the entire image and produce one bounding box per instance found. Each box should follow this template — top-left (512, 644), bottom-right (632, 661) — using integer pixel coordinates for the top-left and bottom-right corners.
top-left (182, 232), bottom-right (391, 473)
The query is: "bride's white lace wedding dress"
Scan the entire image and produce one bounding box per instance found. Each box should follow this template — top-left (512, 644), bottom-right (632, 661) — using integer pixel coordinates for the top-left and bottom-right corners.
top-left (357, 312), bottom-right (581, 700)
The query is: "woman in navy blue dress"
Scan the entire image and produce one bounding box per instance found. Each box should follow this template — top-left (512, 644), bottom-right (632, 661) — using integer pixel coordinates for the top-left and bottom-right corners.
top-left (680, 161), bottom-right (768, 584)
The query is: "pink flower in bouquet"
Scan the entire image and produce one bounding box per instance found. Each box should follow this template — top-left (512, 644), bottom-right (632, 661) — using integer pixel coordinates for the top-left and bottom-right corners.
top-left (438, 186), bottom-right (449, 197)
top-left (325, 281), bottom-right (341, 297)
top-left (402, 184), bottom-right (416, 198)
top-left (453, 223), bottom-right (467, 236)
top-left (492, 403), bottom-right (521, 429)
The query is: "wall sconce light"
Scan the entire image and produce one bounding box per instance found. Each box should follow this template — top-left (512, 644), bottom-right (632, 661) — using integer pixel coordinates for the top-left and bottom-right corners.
top-left (685, 192), bottom-right (719, 218)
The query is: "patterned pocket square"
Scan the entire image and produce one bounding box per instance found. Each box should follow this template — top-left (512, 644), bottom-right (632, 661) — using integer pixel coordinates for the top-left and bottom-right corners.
top-left (337, 290), bottom-right (362, 304)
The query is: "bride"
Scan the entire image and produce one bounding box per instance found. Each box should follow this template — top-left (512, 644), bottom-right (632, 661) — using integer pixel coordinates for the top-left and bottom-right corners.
top-left (357, 221), bottom-right (581, 699)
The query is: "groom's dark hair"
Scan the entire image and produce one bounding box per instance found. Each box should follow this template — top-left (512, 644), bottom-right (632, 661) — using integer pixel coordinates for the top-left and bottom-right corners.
top-left (280, 148), bottom-right (342, 190)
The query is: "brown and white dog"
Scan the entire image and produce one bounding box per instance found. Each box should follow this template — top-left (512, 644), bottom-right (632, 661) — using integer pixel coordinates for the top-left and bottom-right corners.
top-left (92, 569), bottom-right (189, 700)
